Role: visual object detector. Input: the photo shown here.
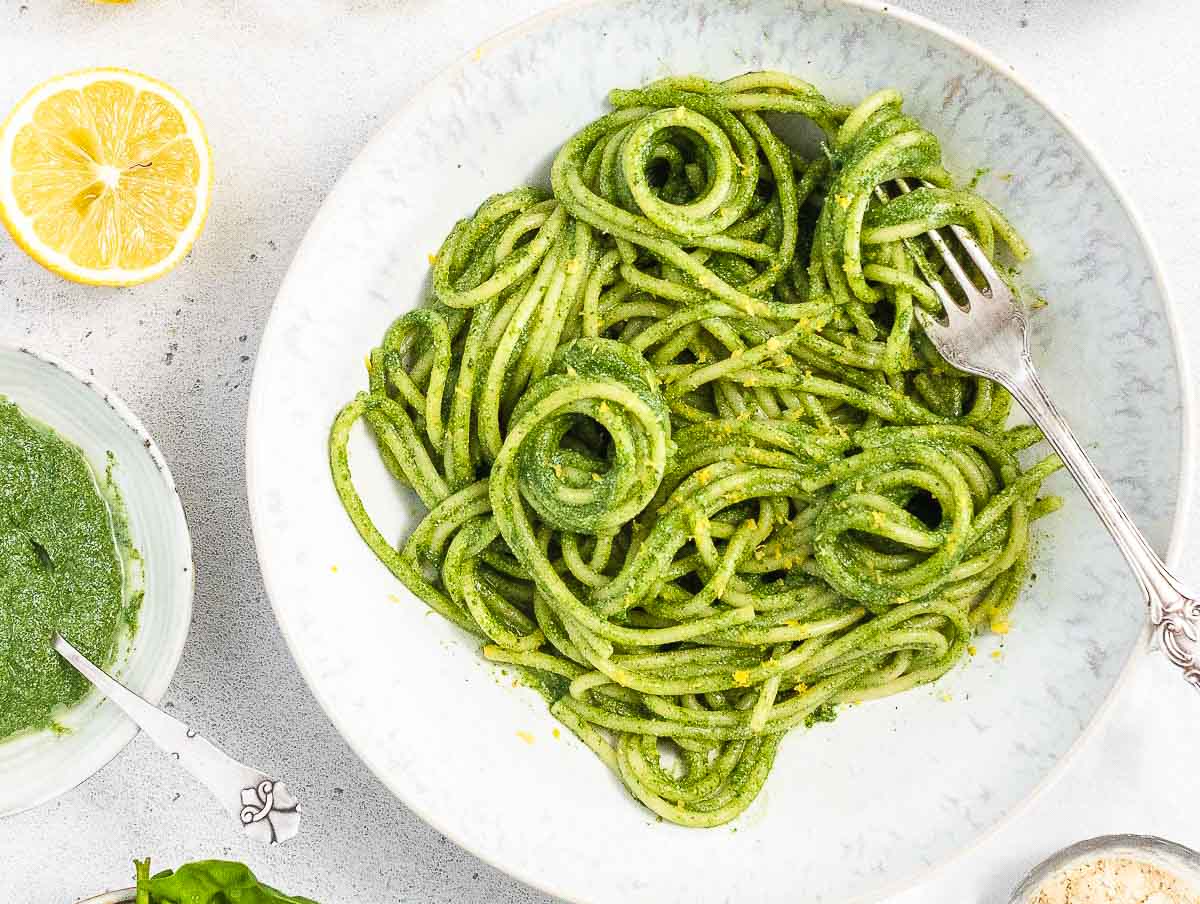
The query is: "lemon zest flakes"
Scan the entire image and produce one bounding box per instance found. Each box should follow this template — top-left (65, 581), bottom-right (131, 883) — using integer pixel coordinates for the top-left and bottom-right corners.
top-left (733, 670), bottom-right (752, 687)
top-left (516, 730), bottom-right (534, 744)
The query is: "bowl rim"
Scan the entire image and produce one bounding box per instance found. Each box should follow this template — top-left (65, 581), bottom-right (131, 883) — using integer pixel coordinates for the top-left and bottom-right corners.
top-left (245, 0), bottom-right (1197, 901)
top-left (0, 342), bottom-right (196, 817)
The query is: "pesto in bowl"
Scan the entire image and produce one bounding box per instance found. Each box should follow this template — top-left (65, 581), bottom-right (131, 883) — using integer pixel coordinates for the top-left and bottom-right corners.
top-left (0, 398), bottom-right (141, 740)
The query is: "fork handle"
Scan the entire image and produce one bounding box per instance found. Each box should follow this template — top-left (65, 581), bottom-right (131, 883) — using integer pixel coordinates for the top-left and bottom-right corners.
top-left (1003, 361), bottom-right (1200, 688)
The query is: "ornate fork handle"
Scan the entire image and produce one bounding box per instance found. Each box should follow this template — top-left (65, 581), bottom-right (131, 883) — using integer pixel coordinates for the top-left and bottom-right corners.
top-left (1002, 358), bottom-right (1200, 687)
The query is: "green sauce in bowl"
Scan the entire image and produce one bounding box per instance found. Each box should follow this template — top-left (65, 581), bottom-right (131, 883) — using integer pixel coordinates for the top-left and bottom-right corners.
top-left (0, 398), bottom-right (137, 740)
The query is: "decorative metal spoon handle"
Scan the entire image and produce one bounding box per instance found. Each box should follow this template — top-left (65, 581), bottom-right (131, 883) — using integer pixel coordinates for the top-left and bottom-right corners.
top-left (53, 634), bottom-right (301, 844)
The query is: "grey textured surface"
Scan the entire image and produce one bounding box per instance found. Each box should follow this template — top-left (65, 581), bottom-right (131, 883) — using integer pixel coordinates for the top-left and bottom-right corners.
top-left (0, 1), bottom-right (1197, 903)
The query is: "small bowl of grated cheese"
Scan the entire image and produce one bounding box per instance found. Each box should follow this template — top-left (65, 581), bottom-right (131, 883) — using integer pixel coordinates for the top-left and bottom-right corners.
top-left (1009, 835), bottom-right (1200, 904)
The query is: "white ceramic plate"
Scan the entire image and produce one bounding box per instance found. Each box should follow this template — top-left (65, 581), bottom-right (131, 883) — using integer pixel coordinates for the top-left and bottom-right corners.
top-left (0, 345), bottom-right (194, 816)
top-left (247, 2), bottom-right (1189, 901)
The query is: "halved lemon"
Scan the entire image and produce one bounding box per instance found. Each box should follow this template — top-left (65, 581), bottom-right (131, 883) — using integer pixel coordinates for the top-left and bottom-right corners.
top-left (0, 68), bottom-right (211, 286)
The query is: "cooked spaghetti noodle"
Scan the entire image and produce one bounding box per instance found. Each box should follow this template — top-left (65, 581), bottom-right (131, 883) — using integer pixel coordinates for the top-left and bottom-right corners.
top-left (330, 72), bottom-right (1062, 827)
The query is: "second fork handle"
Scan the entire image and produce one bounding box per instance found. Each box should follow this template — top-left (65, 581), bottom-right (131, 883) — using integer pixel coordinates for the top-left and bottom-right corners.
top-left (1004, 358), bottom-right (1200, 687)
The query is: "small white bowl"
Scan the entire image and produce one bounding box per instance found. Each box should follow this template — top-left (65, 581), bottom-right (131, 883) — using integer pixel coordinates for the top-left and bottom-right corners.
top-left (0, 344), bottom-right (193, 815)
top-left (1009, 835), bottom-right (1200, 903)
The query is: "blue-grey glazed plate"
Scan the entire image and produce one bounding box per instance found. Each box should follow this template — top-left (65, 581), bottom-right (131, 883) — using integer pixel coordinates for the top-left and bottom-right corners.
top-left (247, 2), bottom-right (1191, 901)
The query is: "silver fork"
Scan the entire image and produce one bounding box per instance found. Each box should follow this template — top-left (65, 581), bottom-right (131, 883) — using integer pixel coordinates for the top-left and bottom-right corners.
top-left (897, 179), bottom-right (1200, 688)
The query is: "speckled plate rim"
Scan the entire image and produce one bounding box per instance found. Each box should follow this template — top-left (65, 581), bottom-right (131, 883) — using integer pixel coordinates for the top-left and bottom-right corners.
top-left (246, 1), bottom-right (1196, 901)
top-left (0, 342), bottom-right (196, 818)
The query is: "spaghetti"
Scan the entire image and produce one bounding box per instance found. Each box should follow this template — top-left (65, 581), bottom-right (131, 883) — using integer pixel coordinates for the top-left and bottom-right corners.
top-left (330, 72), bottom-right (1062, 827)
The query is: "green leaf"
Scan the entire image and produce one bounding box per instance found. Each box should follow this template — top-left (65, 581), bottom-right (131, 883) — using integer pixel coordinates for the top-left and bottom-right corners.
top-left (133, 859), bottom-right (320, 904)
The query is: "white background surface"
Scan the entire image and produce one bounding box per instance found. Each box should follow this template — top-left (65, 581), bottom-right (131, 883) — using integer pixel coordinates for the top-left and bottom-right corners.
top-left (0, 1), bottom-right (1196, 902)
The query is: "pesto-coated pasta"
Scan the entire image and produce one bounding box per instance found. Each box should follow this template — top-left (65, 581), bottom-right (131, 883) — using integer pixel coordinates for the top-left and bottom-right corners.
top-left (330, 72), bottom-right (1062, 827)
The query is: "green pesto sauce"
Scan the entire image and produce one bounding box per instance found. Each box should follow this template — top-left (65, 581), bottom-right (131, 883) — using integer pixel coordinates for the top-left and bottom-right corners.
top-left (966, 167), bottom-right (990, 190)
top-left (803, 702), bottom-right (838, 729)
top-left (0, 399), bottom-right (130, 741)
